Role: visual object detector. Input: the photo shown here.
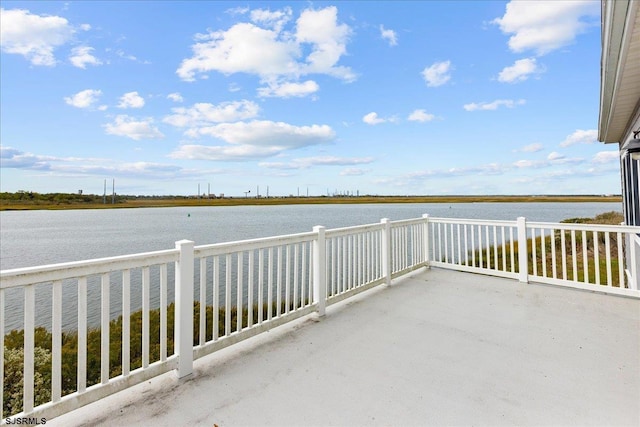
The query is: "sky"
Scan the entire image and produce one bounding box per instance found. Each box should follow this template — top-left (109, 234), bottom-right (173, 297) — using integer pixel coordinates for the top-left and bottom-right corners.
top-left (0, 1), bottom-right (621, 197)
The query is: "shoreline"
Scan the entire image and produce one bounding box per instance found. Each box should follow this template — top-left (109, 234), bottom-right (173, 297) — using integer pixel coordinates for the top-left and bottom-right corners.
top-left (0, 195), bottom-right (622, 211)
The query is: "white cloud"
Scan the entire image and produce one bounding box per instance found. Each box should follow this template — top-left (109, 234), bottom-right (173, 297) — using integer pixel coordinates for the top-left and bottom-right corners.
top-left (170, 120), bottom-right (335, 161)
top-left (177, 6), bottom-right (355, 85)
top-left (0, 8), bottom-right (77, 66)
top-left (250, 7), bottom-right (292, 32)
top-left (257, 80), bottom-right (319, 98)
top-left (295, 6), bottom-right (353, 80)
top-left (169, 144), bottom-right (282, 161)
top-left (497, 57), bottom-right (542, 83)
top-left (492, 1), bottom-right (599, 55)
top-left (408, 109), bottom-right (435, 122)
top-left (104, 115), bottom-right (164, 140)
top-left (64, 89), bottom-right (102, 109)
top-left (421, 60), bottom-right (452, 87)
top-left (118, 91), bottom-right (145, 109)
top-left (560, 129), bottom-right (597, 147)
top-left (188, 120), bottom-right (334, 145)
top-left (164, 100), bottom-right (260, 128)
top-left (69, 46), bottom-right (102, 69)
top-left (463, 99), bottom-right (525, 111)
top-left (260, 156), bottom-right (374, 169)
top-left (1, 146), bottom-right (203, 179)
top-left (380, 25), bottom-right (397, 46)
top-left (363, 112), bottom-right (386, 125)
top-left (520, 143), bottom-right (543, 153)
top-left (167, 93), bottom-right (184, 103)
top-left (592, 151), bottom-right (619, 164)
top-left (547, 151), bottom-right (565, 161)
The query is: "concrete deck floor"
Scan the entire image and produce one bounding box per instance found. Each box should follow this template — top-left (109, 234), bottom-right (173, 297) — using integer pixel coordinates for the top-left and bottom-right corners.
top-left (49, 268), bottom-right (639, 427)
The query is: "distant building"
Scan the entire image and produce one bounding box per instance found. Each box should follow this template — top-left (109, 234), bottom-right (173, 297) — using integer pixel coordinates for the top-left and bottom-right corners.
top-left (598, 0), bottom-right (640, 226)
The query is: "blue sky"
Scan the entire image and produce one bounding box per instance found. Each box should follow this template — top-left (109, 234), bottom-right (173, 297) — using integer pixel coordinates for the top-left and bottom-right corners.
top-left (0, 1), bottom-right (619, 197)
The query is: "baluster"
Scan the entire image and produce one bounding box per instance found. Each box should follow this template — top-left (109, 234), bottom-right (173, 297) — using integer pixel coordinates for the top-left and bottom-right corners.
top-left (122, 271), bottom-right (130, 374)
top-left (100, 273), bottom-right (109, 384)
top-left (237, 252), bottom-right (243, 332)
top-left (159, 264), bottom-right (167, 361)
top-left (78, 277), bottom-right (87, 391)
top-left (213, 256), bottom-right (219, 340)
top-left (199, 258), bottom-right (206, 345)
top-left (142, 267), bottom-right (150, 368)
top-left (24, 284), bottom-right (35, 413)
top-left (52, 280), bottom-right (62, 402)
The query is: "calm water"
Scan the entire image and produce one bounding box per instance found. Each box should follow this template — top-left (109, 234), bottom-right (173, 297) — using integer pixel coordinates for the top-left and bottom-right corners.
top-left (0, 202), bottom-right (621, 331)
top-left (0, 202), bottom-right (621, 270)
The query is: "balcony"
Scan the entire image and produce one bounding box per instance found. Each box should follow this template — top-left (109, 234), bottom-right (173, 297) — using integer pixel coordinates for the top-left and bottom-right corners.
top-left (2, 216), bottom-right (639, 425)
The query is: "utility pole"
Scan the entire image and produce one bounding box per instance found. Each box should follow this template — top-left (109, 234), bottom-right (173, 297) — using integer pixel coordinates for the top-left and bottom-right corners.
top-left (103, 179), bottom-right (106, 204)
top-left (267, 186), bottom-right (269, 198)
top-left (112, 179), bottom-right (115, 204)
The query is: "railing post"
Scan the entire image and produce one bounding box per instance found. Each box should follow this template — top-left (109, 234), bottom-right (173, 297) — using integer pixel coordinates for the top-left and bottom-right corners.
top-left (175, 239), bottom-right (194, 378)
top-left (312, 226), bottom-right (327, 316)
top-left (629, 233), bottom-right (639, 290)
top-left (517, 217), bottom-right (528, 283)
top-left (422, 214), bottom-right (430, 267)
top-left (381, 218), bottom-right (392, 285)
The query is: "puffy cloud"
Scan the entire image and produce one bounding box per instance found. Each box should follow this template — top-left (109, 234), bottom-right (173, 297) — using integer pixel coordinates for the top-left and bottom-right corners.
top-left (463, 99), bottom-right (525, 111)
top-left (560, 129), bottom-right (597, 147)
top-left (380, 25), bottom-right (397, 46)
top-left (250, 7), bottom-right (292, 32)
top-left (497, 57), bottom-right (542, 83)
top-left (362, 112), bottom-right (397, 125)
top-left (167, 92), bottom-right (184, 103)
top-left (408, 109), bottom-right (435, 122)
top-left (177, 6), bottom-right (355, 90)
top-left (492, 1), bottom-right (599, 55)
top-left (187, 120), bottom-right (334, 146)
top-left (64, 89), bottom-right (102, 109)
top-left (118, 91), bottom-right (145, 109)
top-left (163, 100), bottom-right (260, 128)
top-left (363, 112), bottom-right (386, 125)
top-left (295, 6), bottom-right (353, 80)
top-left (170, 120), bottom-right (335, 161)
top-left (421, 60), bottom-right (452, 87)
top-left (104, 115), bottom-right (164, 140)
top-left (257, 80), bottom-right (319, 98)
top-left (69, 46), bottom-right (102, 69)
top-left (547, 151), bottom-right (565, 161)
top-left (0, 8), bottom-right (78, 66)
top-left (592, 151), bottom-right (619, 164)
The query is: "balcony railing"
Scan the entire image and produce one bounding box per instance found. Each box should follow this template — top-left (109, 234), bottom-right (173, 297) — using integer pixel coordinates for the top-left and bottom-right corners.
top-left (1, 215), bottom-right (638, 421)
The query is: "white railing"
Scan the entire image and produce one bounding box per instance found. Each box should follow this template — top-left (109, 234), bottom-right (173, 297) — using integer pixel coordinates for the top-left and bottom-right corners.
top-left (428, 216), bottom-right (640, 295)
top-left (1, 215), bottom-right (638, 421)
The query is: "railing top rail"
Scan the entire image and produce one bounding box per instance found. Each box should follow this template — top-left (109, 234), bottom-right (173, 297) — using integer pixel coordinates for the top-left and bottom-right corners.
top-left (429, 217), bottom-right (517, 227)
top-left (325, 222), bottom-right (383, 238)
top-left (0, 249), bottom-right (179, 289)
top-left (526, 221), bottom-right (640, 233)
top-left (194, 231), bottom-right (316, 256)
top-left (389, 218), bottom-right (426, 227)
